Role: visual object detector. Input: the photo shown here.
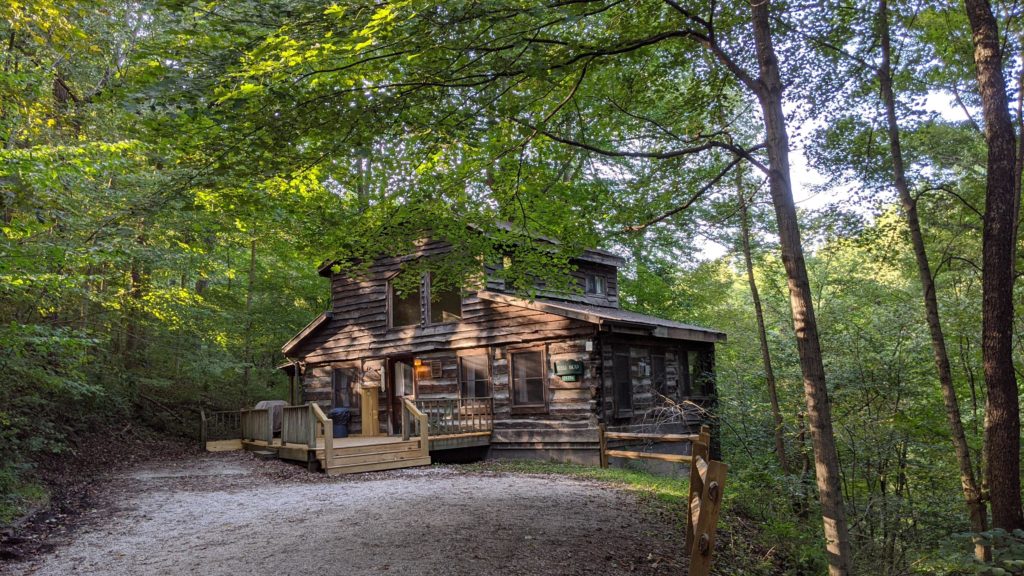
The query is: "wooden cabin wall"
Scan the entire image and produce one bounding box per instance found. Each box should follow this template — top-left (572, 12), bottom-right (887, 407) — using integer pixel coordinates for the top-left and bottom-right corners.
top-left (484, 259), bottom-right (619, 308)
top-left (296, 288), bottom-right (596, 365)
top-left (598, 336), bottom-right (716, 431)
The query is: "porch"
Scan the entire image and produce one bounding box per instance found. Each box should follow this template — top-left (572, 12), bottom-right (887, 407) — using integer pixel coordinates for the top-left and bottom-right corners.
top-left (221, 397), bottom-right (494, 476)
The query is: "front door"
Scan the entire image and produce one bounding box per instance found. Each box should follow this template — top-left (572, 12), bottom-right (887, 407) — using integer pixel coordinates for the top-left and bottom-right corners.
top-left (387, 357), bottom-right (415, 435)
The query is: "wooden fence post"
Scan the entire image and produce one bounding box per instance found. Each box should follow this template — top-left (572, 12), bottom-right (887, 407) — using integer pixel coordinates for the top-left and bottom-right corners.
top-left (688, 460), bottom-right (728, 576)
top-left (598, 424), bottom-right (609, 469)
top-left (687, 439), bottom-right (710, 554)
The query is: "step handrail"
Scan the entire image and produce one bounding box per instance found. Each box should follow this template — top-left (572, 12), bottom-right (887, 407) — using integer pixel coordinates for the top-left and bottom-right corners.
top-left (401, 397), bottom-right (430, 460)
top-left (309, 403), bottom-right (334, 470)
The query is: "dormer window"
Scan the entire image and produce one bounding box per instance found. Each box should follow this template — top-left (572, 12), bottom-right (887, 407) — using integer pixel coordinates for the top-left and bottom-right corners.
top-left (389, 278), bottom-right (422, 328)
top-left (585, 274), bottom-right (606, 295)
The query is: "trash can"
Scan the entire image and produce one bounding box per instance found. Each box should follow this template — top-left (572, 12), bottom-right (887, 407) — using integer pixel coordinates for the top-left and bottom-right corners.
top-left (328, 408), bottom-right (351, 438)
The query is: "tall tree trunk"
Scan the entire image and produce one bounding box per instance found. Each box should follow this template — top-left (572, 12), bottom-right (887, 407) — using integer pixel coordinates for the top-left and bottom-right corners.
top-left (877, 0), bottom-right (989, 556)
top-left (737, 171), bottom-right (790, 475)
top-left (242, 237), bottom-right (256, 392)
top-left (749, 4), bottom-right (853, 573)
top-left (964, 0), bottom-right (1024, 531)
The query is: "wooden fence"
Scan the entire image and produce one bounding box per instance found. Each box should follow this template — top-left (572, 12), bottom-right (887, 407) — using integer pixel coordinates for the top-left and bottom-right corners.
top-left (598, 425), bottom-right (728, 576)
top-left (413, 397), bottom-right (493, 435)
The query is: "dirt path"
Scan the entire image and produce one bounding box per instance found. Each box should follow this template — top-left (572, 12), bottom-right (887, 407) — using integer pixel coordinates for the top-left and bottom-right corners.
top-left (2, 453), bottom-right (685, 575)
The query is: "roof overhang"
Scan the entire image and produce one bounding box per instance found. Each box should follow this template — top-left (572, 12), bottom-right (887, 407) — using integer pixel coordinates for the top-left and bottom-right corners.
top-left (477, 291), bottom-right (726, 343)
top-left (281, 311), bottom-right (333, 356)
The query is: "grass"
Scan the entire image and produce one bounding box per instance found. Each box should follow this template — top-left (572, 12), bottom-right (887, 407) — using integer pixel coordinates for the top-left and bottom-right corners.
top-left (459, 459), bottom-right (691, 505)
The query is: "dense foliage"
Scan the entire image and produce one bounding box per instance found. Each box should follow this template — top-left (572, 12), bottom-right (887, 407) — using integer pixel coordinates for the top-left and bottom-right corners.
top-left (2, 1), bottom-right (1023, 574)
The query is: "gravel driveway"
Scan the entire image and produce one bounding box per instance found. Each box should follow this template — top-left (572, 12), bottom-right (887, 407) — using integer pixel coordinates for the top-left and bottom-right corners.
top-left (3, 453), bottom-right (685, 575)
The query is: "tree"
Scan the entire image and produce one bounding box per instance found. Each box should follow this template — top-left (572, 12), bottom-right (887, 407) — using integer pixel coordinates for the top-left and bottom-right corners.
top-left (963, 0), bottom-right (1024, 531)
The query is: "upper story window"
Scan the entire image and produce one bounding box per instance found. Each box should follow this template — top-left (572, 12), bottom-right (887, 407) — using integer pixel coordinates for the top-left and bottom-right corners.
top-left (389, 272), bottom-right (462, 328)
top-left (427, 273), bottom-right (461, 324)
top-left (585, 274), bottom-right (606, 295)
top-left (389, 278), bottom-right (422, 328)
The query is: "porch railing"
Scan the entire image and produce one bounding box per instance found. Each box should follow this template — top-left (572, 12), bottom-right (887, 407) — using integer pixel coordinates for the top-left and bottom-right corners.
top-left (412, 397), bottom-right (494, 436)
top-left (200, 409), bottom-right (241, 444)
top-left (240, 408), bottom-right (272, 443)
top-left (281, 405), bottom-right (315, 446)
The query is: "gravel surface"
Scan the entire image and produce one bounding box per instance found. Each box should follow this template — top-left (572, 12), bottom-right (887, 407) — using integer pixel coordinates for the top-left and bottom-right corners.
top-left (3, 452), bottom-right (685, 576)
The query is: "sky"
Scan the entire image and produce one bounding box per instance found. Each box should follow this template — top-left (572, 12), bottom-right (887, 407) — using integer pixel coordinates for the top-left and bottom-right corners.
top-left (694, 91), bottom-right (973, 261)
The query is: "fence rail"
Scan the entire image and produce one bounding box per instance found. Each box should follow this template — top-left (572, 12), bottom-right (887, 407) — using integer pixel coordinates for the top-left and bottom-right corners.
top-left (413, 397), bottom-right (494, 436)
top-left (598, 425), bottom-right (728, 576)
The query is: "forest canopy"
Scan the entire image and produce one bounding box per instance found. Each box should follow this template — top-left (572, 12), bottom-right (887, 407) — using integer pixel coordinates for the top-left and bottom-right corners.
top-left (2, 0), bottom-right (1023, 574)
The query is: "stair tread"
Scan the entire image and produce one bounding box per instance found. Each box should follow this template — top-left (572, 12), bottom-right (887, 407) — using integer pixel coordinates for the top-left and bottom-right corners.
top-left (327, 456), bottom-right (432, 471)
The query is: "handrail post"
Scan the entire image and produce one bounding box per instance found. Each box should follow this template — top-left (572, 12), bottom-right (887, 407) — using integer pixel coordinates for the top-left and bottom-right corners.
top-left (598, 424), bottom-right (608, 468)
top-left (402, 402), bottom-right (411, 441)
top-left (308, 404), bottom-right (317, 448)
top-left (200, 408), bottom-right (208, 448)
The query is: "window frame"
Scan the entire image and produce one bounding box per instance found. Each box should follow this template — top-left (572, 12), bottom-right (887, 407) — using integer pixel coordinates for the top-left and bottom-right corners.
top-left (584, 273), bottom-right (606, 295)
top-left (508, 346), bottom-right (548, 414)
top-left (458, 353), bottom-right (491, 399)
top-left (387, 275), bottom-right (423, 329)
top-left (651, 350), bottom-right (667, 398)
top-left (425, 272), bottom-right (462, 326)
top-left (331, 367), bottom-right (354, 408)
top-left (612, 346), bottom-right (633, 418)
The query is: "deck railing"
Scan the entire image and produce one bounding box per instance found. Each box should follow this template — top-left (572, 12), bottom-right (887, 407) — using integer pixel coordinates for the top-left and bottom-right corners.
top-left (413, 397), bottom-right (494, 436)
top-left (281, 405), bottom-right (314, 446)
top-left (240, 408), bottom-right (272, 442)
top-left (200, 409), bottom-right (241, 444)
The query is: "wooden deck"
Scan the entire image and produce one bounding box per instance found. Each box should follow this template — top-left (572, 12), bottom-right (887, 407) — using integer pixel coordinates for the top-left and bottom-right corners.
top-left (240, 431), bottom-right (491, 475)
top-left (232, 398), bottom-right (494, 476)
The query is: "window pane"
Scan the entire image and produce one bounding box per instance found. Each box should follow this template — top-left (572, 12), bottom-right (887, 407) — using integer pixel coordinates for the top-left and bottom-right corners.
top-left (613, 350), bottom-right (632, 413)
top-left (652, 354), bottom-right (666, 396)
top-left (461, 355), bottom-right (489, 398)
top-left (585, 274), bottom-right (605, 295)
top-left (687, 351), bottom-right (703, 396)
top-left (512, 350), bottom-right (545, 405)
top-left (430, 284), bottom-right (462, 323)
top-left (332, 369), bottom-right (351, 408)
top-left (391, 283), bottom-right (421, 327)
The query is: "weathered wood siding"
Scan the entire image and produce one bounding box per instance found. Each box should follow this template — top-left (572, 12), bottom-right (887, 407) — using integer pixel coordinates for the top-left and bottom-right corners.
top-left (294, 249), bottom-right (599, 364)
top-left (598, 335), bottom-right (716, 428)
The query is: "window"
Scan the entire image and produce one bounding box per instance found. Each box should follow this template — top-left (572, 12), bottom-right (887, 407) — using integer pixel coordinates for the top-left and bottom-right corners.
top-left (427, 274), bottom-right (462, 324)
top-left (613, 347), bottom-right (633, 417)
top-left (460, 355), bottom-right (490, 398)
top-left (332, 368), bottom-right (353, 408)
top-left (651, 352), bottom-right (666, 397)
top-left (683, 350), bottom-right (709, 396)
top-left (510, 348), bottom-right (546, 410)
top-left (389, 278), bottom-right (422, 327)
top-left (585, 274), bottom-right (606, 295)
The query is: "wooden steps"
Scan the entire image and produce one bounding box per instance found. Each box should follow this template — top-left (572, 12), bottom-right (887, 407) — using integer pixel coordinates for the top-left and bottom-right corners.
top-left (318, 438), bottom-right (431, 476)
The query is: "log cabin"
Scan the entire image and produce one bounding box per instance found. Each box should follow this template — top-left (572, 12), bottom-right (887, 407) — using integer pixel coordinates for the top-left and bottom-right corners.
top-left (278, 237), bottom-right (725, 467)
